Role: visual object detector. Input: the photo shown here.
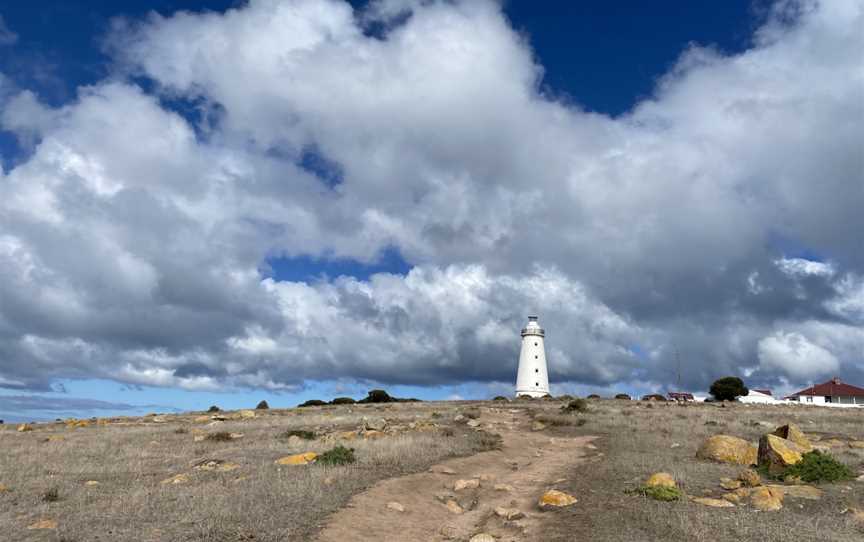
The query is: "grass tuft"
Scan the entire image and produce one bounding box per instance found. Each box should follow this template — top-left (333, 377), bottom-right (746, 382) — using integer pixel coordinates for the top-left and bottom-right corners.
top-left (277, 429), bottom-right (315, 440)
top-left (627, 485), bottom-right (683, 502)
top-left (562, 398), bottom-right (589, 413)
top-left (205, 431), bottom-right (233, 442)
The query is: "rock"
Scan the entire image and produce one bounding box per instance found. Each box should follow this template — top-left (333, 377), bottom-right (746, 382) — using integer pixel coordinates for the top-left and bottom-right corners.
top-left (538, 489), bottom-right (578, 508)
top-left (229, 432), bottom-right (244, 440)
top-left (696, 435), bottom-right (757, 465)
top-left (454, 414), bottom-right (466, 422)
top-left (454, 478), bottom-right (480, 491)
top-left (430, 466), bottom-right (456, 475)
top-left (210, 414), bottom-right (228, 421)
top-left (494, 483), bottom-right (515, 492)
top-left (722, 492), bottom-right (743, 504)
top-left (646, 472), bottom-right (677, 489)
top-left (720, 477), bottom-right (742, 490)
top-left (84, 480), bottom-right (100, 486)
top-left (386, 501), bottom-right (405, 512)
top-left (364, 417), bottom-right (387, 431)
top-left (440, 525), bottom-right (459, 539)
top-left (193, 459), bottom-right (240, 472)
top-left (848, 507), bottom-right (864, 524)
top-left (27, 519), bottom-right (57, 530)
top-left (445, 500), bottom-right (464, 514)
top-left (0, 483), bottom-right (9, 492)
top-left (238, 410), bottom-right (256, 419)
top-left (286, 435), bottom-right (303, 447)
top-left (362, 430), bottom-right (386, 439)
top-left (750, 486), bottom-right (783, 511)
top-left (151, 416), bottom-right (167, 423)
top-left (670, 442), bottom-right (682, 449)
top-left (494, 506), bottom-right (525, 520)
top-left (275, 452), bottom-right (318, 466)
top-left (737, 469), bottom-right (762, 487)
top-left (848, 441), bottom-right (864, 449)
top-left (531, 421), bottom-right (546, 431)
top-left (772, 424), bottom-right (812, 452)
top-left (160, 473), bottom-right (190, 485)
top-left (17, 423), bottom-right (33, 432)
top-left (758, 434), bottom-right (803, 476)
top-left (691, 497), bottom-right (735, 508)
top-left (765, 484), bottom-right (822, 500)
top-left (193, 435), bottom-right (206, 442)
top-left (469, 534), bottom-right (496, 542)
top-left (467, 419), bottom-right (481, 428)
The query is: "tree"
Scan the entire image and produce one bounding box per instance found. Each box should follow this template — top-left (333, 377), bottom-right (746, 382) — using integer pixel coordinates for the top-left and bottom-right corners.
top-left (710, 377), bottom-right (748, 401)
top-left (255, 400), bottom-right (270, 410)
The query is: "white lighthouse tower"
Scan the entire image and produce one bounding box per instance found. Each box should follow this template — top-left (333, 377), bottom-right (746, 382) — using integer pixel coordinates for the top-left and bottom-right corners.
top-left (515, 316), bottom-right (550, 398)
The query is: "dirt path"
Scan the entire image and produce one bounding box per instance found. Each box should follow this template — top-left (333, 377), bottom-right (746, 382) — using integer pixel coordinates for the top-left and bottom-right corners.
top-left (316, 407), bottom-right (596, 541)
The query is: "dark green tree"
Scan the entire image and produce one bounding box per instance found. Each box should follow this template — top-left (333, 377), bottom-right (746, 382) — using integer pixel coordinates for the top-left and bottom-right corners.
top-left (709, 377), bottom-right (748, 401)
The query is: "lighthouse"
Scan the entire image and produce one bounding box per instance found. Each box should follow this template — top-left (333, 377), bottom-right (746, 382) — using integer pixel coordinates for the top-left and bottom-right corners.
top-left (515, 316), bottom-right (550, 397)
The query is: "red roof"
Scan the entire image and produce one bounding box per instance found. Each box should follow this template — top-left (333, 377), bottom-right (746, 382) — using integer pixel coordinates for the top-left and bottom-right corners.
top-left (667, 392), bottom-right (695, 400)
top-left (789, 378), bottom-right (864, 398)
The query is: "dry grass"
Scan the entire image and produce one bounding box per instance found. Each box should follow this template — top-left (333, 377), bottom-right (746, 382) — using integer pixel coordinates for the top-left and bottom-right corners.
top-left (0, 402), bottom-right (493, 541)
top-left (535, 399), bottom-right (864, 542)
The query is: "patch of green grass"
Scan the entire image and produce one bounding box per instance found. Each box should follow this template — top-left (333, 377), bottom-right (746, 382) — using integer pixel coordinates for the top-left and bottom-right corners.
top-left (277, 429), bottom-right (315, 440)
top-left (626, 485), bottom-right (683, 502)
top-left (318, 445), bottom-right (356, 466)
top-left (772, 451), bottom-right (855, 483)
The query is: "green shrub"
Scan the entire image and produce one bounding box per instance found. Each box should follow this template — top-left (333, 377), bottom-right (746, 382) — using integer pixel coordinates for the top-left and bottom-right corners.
top-left (358, 389), bottom-right (394, 403)
top-left (627, 485), bottom-right (683, 501)
top-left (330, 397), bottom-right (356, 405)
top-left (278, 429), bottom-right (315, 440)
top-left (562, 398), bottom-right (589, 413)
top-left (775, 451), bottom-right (854, 483)
top-left (709, 376), bottom-right (748, 401)
top-left (298, 399), bottom-right (328, 408)
top-left (318, 445), bottom-right (356, 466)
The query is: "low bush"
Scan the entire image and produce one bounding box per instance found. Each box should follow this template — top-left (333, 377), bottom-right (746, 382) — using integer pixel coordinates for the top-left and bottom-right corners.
top-left (255, 400), bottom-right (269, 410)
top-left (562, 398), bottom-right (589, 413)
top-left (331, 397), bottom-right (356, 405)
top-left (475, 432), bottom-right (503, 451)
top-left (42, 487), bottom-right (60, 502)
top-left (298, 399), bottom-right (328, 408)
top-left (614, 393), bottom-right (632, 400)
top-left (358, 389), bottom-right (393, 403)
top-left (205, 431), bottom-right (233, 442)
top-left (207, 405), bottom-right (221, 413)
top-left (277, 429), bottom-right (315, 440)
top-left (587, 394), bottom-right (601, 399)
top-left (492, 396), bottom-right (509, 401)
top-left (767, 451), bottom-right (854, 483)
top-left (627, 485), bottom-right (683, 501)
top-left (173, 427), bottom-right (188, 434)
top-left (318, 445), bottom-right (356, 466)
top-left (557, 394), bottom-right (575, 402)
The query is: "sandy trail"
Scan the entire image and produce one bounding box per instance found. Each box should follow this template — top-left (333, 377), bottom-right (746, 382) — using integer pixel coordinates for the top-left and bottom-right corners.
top-left (316, 407), bottom-right (596, 541)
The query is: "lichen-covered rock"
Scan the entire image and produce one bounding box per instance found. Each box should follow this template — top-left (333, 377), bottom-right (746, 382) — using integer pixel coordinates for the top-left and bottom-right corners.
top-left (494, 506), bottom-right (524, 520)
top-left (765, 484), bottom-right (822, 500)
top-left (454, 478), bottom-right (480, 491)
top-left (538, 489), bottom-right (578, 508)
top-left (691, 497), bottom-right (735, 508)
top-left (274, 452), bottom-right (318, 466)
top-left (772, 424), bottom-right (812, 452)
top-left (645, 472), bottom-right (676, 489)
top-left (758, 434), bottom-right (803, 476)
top-left (719, 477), bottom-right (742, 490)
top-left (737, 469), bottom-right (762, 487)
top-left (750, 486), bottom-right (783, 511)
top-left (696, 435), bottom-right (757, 465)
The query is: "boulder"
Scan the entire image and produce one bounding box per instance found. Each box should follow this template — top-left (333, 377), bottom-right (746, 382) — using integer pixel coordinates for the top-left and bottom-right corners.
top-left (719, 477), bottom-right (742, 490)
top-left (645, 472), bottom-right (676, 489)
top-left (765, 484), bottom-right (822, 500)
top-left (467, 419), bottom-right (481, 428)
top-left (538, 489), bottom-right (578, 508)
top-left (750, 486), bottom-right (783, 511)
top-left (17, 423), bottom-right (33, 432)
top-left (275, 452), bottom-right (318, 466)
top-left (772, 424), bottom-right (812, 452)
top-left (363, 417), bottom-right (387, 431)
top-left (386, 501), bottom-right (405, 512)
top-left (758, 434), bottom-right (803, 476)
top-left (84, 480), bottom-right (100, 486)
top-left (193, 459), bottom-right (240, 472)
top-left (691, 497), bottom-right (735, 508)
top-left (848, 441), bottom-right (864, 449)
top-left (238, 410), bottom-right (256, 419)
top-left (286, 435), bottom-right (303, 448)
top-left (696, 435), bottom-right (758, 465)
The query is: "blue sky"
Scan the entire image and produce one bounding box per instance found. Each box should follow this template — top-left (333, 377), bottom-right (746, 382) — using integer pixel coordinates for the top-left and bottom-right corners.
top-left (0, 0), bottom-right (861, 421)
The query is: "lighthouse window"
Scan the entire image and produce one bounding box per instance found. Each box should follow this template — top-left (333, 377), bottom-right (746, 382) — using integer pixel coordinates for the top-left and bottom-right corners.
top-left (534, 355), bottom-right (538, 359)
top-left (535, 382), bottom-right (539, 386)
top-left (534, 342), bottom-right (537, 346)
top-left (535, 368), bottom-right (538, 373)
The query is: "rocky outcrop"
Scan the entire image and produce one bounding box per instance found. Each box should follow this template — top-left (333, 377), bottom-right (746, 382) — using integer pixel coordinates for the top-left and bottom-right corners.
top-left (757, 434), bottom-right (803, 476)
top-left (696, 435), bottom-right (757, 465)
top-left (772, 424), bottom-right (812, 452)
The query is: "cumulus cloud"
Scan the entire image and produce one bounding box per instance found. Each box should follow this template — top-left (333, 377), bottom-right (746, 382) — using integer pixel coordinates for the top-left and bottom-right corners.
top-left (0, 0), bottom-right (862, 393)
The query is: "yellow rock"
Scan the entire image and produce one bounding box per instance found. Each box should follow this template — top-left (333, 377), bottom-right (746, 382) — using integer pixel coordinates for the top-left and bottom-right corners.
top-left (27, 519), bottom-right (57, 530)
top-left (696, 435), bottom-right (758, 465)
top-left (17, 423), bottom-right (33, 432)
top-left (750, 486), bottom-right (783, 511)
top-left (238, 410), bottom-right (256, 419)
top-left (731, 487), bottom-right (753, 499)
top-left (454, 478), bottom-right (480, 491)
top-left (691, 497), bottom-right (735, 508)
top-left (0, 483), bottom-right (9, 492)
top-left (445, 500), bottom-right (464, 514)
top-left (765, 484), bottom-right (822, 500)
top-left (84, 481), bottom-right (100, 486)
top-left (772, 424), bottom-right (812, 452)
top-left (96, 418), bottom-right (109, 426)
top-left (386, 501), bottom-right (405, 512)
top-left (160, 473), bottom-right (190, 485)
top-left (722, 492), bottom-right (742, 504)
top-left (737, 469), bottom-right (761, 487)
top-left (646, 472), bottom-right (677, 489)
top-left (758, 434), bottom-right (803, 476)
top-left (719, 477), bottom-right (742, 490)
top-left (275, 452), bottom-right (317, 466)
top-left (538, 489), bottom-right (578, 508)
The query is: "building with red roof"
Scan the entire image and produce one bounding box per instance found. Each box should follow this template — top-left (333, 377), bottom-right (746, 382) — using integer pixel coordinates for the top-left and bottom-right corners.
top-left (785, 377), bottom-right (864, 406)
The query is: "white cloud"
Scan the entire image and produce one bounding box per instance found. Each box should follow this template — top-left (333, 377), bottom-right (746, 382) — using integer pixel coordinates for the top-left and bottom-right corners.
top-left (0, 0), bottom-right (862, 392)
top-left (758, 331), bottom-right (840, 379)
